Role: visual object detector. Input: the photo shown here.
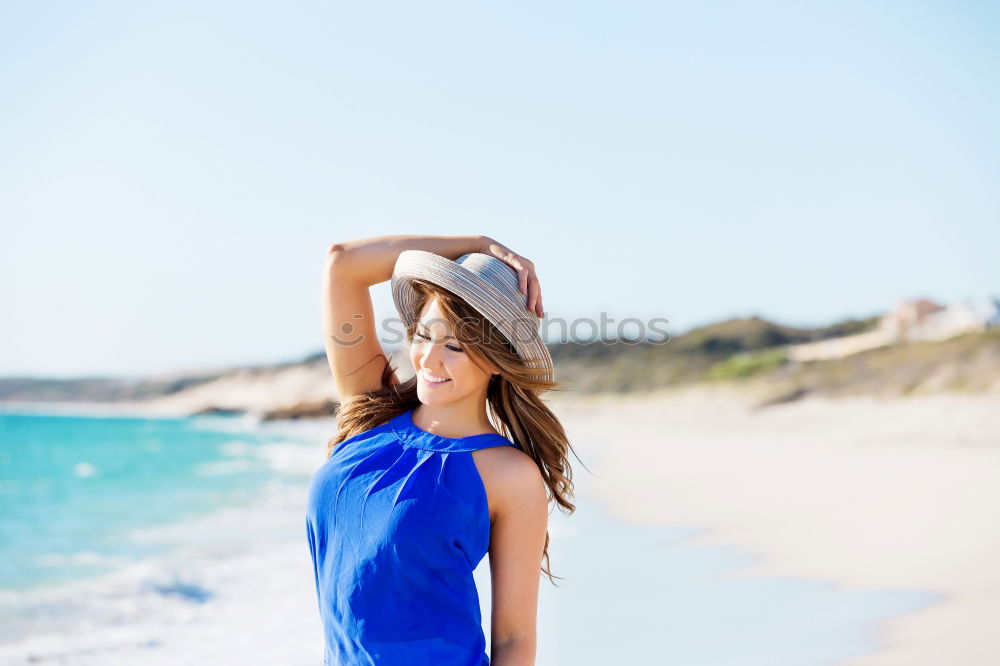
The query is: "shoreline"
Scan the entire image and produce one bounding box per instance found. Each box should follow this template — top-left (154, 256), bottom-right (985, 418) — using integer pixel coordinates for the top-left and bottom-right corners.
top-left (0, 439), bottom-right (329, 666)
top-left (4, 389), bottom-right (997, 663)
top-left (2, 402), bottom-right (924, 666)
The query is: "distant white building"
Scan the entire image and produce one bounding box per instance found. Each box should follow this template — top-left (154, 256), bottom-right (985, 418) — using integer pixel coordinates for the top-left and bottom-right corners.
top-left (879, 298), bottom-right (947, 341)
top-left (901, 297), bottom-right (1000, 342)
top-left (786, 296), bottom-right (1000, 362)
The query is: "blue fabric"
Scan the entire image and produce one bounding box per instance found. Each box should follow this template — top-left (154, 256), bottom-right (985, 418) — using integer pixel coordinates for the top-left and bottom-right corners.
top-left (305, 407), bottom-right (520, 666)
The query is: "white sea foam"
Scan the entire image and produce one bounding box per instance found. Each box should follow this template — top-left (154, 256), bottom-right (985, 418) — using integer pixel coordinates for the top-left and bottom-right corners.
top-left (218, 440), bottom-right (256, 457)
top-left (0, 477), bottom-right (324, 666)
top-left (252, 441), bottom-right (327, 477)
top-left (36, 551), bottom-right (127, 568)
top-left (72, 462), bottom-right (99, 478)
top-left (186, 413), bottom-right (264, 434)
top-left (193, 459), bottom-right (257, 477)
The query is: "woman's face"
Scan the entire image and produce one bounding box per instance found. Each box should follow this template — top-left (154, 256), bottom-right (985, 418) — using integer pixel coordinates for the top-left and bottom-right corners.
top-left (409, 298), bottom-right (496, 407)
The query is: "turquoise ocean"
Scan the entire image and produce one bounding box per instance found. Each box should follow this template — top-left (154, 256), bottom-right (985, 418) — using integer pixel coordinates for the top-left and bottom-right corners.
top-left (1, 411), bottom-right (285, 595)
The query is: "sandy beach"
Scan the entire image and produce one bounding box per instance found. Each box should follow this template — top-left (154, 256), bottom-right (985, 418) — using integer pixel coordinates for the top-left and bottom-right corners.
top-left (548, 387), bottom-right (1000, 665)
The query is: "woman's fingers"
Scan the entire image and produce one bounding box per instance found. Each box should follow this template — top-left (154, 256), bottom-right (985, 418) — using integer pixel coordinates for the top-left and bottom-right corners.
top-left (526, 271), bottom-right (543, 318)
top-left (486, 242), bottom-right (542, 317)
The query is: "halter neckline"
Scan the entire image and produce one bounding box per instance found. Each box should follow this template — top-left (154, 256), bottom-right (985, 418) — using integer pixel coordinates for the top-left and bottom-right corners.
top-left (390, 408), bottom-right (516, 453)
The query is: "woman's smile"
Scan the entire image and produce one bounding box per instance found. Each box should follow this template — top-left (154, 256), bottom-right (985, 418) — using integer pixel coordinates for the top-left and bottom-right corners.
top-left (420, 369), bottom-right (452, 386)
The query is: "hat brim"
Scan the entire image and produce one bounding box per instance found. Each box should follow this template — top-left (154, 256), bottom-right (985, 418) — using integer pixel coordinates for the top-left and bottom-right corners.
top-left (391, 250), bottom-right (554, 383)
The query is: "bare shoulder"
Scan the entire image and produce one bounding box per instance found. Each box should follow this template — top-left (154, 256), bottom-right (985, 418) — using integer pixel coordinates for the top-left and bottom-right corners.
top-left (471, 444), bottom-right (547, 522)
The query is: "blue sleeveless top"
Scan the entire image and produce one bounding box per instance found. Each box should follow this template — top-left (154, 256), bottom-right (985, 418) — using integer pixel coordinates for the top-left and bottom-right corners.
top-left (305, 407), bottom-right (520, 666)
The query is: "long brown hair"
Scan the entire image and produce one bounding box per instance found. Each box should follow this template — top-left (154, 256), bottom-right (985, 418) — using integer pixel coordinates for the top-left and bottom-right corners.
top-left (326, 279), bottom-right (582, 585)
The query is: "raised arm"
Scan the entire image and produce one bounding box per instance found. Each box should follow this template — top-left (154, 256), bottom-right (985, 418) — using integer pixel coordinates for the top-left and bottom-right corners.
top-left (321, 234), bottom-right (489, 402)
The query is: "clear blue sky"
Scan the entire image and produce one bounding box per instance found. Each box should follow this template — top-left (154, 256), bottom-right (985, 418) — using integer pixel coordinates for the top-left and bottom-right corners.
top-left (2, 1), bottom-right (997, 378)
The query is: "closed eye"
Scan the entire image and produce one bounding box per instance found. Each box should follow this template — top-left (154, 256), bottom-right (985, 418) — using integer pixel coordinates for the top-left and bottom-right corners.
top-left (414, 332), bottom-right (464, 353)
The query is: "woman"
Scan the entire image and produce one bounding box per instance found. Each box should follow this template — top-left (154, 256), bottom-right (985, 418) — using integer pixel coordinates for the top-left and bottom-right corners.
top-left (305, 234), bottom-right (577, 666)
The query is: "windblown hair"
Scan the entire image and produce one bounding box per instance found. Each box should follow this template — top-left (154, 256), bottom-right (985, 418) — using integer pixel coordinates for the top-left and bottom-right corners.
top-left (325, 279), bottom-right (583, 585)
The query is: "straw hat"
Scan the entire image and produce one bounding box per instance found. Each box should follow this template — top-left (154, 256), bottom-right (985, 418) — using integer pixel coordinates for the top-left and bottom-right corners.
top-left (390, 250), bottom-right (554, 383)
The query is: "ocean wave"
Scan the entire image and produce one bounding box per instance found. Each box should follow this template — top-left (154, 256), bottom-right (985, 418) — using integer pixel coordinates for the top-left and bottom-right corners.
top-left (193, 459), bottom-right (257, 477)
top-left (251, 442), bottom-right (326, 477)
top-left (211, 439), bottom-right (324, 478)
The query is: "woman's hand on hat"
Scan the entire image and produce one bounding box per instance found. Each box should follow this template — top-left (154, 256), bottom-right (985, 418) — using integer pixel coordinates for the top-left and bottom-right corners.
top-left (479, 236), bottom-right (545, 318)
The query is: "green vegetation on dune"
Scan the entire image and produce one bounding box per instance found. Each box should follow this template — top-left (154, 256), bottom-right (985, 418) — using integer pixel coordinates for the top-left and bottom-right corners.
top-left (705, 348), bottom-right (790, 381)
top-left (781, 327), bottom-right (1000, 399)
top-left (550, 316), bottom-right (1000, 403)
